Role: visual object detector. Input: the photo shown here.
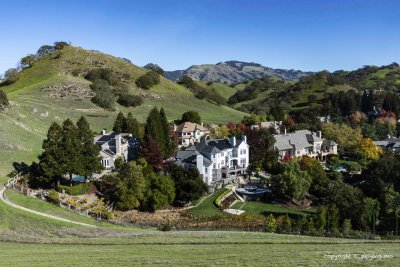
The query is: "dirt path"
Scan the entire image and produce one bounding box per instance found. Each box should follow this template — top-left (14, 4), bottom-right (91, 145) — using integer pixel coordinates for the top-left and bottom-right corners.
top-left (0, 186), bottom-right (96, 228)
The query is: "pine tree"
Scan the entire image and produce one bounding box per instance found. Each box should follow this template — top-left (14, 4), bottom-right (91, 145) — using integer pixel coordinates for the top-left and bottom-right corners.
top-left (159, 108), bottom-right (176, 158)
top-left (38, 122), bottom-right (64, 185)
top-left (113, 112), bottom-right (126, 132)
top-left (144, 107), bottom-right (164, 152)
top-left (77, 116), bottom-right (103, 179)
top-left (61, 119), bottom-right (83, 181)
top-left (126, 112), bottom-right (140, 137)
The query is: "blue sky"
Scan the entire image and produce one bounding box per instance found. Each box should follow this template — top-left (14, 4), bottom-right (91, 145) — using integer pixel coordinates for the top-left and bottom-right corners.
top-left (1, 0), bottom-right (399, 75)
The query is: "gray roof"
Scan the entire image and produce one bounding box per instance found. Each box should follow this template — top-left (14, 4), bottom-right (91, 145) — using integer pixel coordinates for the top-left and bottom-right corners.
top-left (176, 136), bottom-right (247, 167)
top-left (274, 130), bottom-right (325, 151)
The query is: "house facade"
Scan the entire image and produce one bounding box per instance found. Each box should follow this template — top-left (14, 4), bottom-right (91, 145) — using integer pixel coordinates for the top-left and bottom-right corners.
top-left (176, 136), bottom-right (249, 186)
top-left (174, 121), bottom-right (210, 147)
top-left (274, 130), bottom-right (337, 161)
top-left (94, 130), bottom-right (138, 170)
top-left (251, 121), bottom-right (282, 133)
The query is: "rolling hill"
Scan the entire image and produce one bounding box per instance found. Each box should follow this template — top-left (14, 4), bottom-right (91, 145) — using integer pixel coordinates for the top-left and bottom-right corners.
top-left (228, 63), bottom-right (400, 114)
top-left (0, 45), bottom-right (246, 176)
top-left (165, 60), bottom-right (312, 84)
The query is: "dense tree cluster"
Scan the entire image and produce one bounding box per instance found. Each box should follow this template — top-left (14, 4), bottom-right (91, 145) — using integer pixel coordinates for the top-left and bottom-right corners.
top-left (30, 117), bottom-right (102, 188)
top-left (179, 110), bottom-right (202, 124)
top-left (85, 68), bottom-right (143, 110)
top-left (167, 164), bottom-right (208, 205)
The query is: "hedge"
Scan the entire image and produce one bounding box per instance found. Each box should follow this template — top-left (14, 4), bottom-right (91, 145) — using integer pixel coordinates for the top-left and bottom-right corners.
top-left (214, 188), bottom-right (232, 208)
top-left (59, 183), bottom-right (91, 196)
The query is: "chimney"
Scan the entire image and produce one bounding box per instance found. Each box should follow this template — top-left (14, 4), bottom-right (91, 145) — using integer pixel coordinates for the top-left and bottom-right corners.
top-left (317, 131), bottom-right (322, 138)
top-left (241, 135), bottom-right (247, 143)
top-left (230, 136), bottom-right (236, 147)
top-left (284, 128), bottom-right (287, 135)
top-left (196, 154), bottom-right (204, 174)
top-left (101, 129), bottom-right (107, 135)
top-left (115, 134), bottom-right (122, 156)
top-left (173, 124), bottom-right (177, 132)
top-left (201, 122), bottom-right (204, 127)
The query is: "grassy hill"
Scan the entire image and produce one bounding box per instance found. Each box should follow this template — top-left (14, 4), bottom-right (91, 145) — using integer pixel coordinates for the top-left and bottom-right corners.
top-left (0, 46), bottom-right (246, 176)
top-left (229, 64), bottom-right (400, 114)
top-left (195, 80), bottom-right (245, 100)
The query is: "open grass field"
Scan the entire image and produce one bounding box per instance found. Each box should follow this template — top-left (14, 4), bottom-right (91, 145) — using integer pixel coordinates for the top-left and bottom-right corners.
top-left (1, 185), bottom-right (400, 266)
top-left (1, 233), bottom-right (400, 266)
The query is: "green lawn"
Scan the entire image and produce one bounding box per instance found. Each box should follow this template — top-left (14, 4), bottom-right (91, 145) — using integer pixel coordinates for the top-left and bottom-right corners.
top-left (1, 236), bottom-right (400, 266)
top-left (232, 201), bottom-right (316, 217)
top-left (2, 187), bottom-right (400, 266)
top-left (188, 188), bottom-right (226, 217)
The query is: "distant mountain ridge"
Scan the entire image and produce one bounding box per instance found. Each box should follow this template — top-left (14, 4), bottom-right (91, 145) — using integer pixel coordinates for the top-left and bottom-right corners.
top-left (165, 60), bottom-right (313, 84)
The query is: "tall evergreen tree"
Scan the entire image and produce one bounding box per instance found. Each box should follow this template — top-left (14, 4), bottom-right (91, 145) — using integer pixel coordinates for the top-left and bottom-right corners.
top-left (113, 112), bottom-right (126, 132)
top-left (61, 119), bottom-right (83, 180)
top-left (126, 112), bottom-right (140, 138)
top-left (160, 107), bottom-right (176, 158)
top-left (38, 122), bottom-right (64, 184)
top-left (144, 107), bottom-right (164, 151)
top-left (77, 116), bottom-right (103, 179)
top-left (360, 90), bottom-right (374, 113)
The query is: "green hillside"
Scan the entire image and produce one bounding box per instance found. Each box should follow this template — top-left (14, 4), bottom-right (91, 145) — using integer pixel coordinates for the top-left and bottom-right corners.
top-left (229, 64), bottom-right (400, 115)
top-left (195, 80), bottom-right (245, 99)
top-left (0, 45), bottom-right (246, 176)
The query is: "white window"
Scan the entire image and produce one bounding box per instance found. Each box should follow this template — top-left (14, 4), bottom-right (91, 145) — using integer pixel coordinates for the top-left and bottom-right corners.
top-left (240, 149), bottom-right (247, 155)
top-left (205, 167), bottom-right (208, 173)
top-left (213, 163), bottom-right (216, 169)
top-left (221, 160), bottom-right (224, 166)
top-left (101, 159), bottom-right (109, 167)
top-left (212, 155), bottom-right (215, 159)
top-left (240, 158), bottom-right (246, 166)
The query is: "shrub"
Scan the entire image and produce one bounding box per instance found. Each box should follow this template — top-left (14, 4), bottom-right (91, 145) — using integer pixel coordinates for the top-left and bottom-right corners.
top-left (48, 189), bottom-right (60, 203)
top-left (54, 41), bottom-right (70, 50)
top-left (214, 188), bottom-right (232, 208)
top-left (0, 90), bottom-right (9, 110)
top-left (276, 215), bottom-right (292, 233)
top-left (85, 68), bottom-right (119, 86)
top-left (265, 214), bottom-right (277, 232)
top-left (159, 224), bottom-right (172, 231)
top-left (59, 183), bottom-right (91, 196)
top-left (144, 63), bottom-right (164, 76)
top-left (117, 94), bottom-right (143, 107)
top-left (135, 71), bottom-right (160, 89)
top-left (91, 90), bottom-right (115, 110)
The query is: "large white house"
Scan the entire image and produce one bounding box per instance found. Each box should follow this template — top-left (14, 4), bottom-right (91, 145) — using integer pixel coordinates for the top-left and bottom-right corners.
top-left (176, 136), bottom-right (249, 186)
top-left (94, 130), bottom-right (138, 170)
top-left (174, 121), bottom-right (210, 147)
top-left (274, 130), bottom-right (338, 161)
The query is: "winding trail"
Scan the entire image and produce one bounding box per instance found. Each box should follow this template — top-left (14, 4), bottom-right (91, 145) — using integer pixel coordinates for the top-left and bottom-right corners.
top-left (0, 185), bottom-right (96, 228)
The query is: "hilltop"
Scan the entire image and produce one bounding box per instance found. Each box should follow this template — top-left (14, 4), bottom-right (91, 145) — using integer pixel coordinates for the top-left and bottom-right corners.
top-left (0, 45), bottom-right (246, 176)
top-left (164, 60), bottom-right (312, 84)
